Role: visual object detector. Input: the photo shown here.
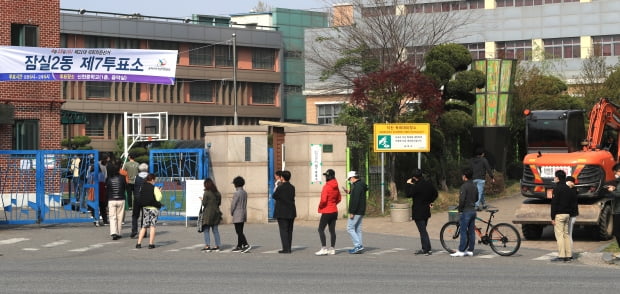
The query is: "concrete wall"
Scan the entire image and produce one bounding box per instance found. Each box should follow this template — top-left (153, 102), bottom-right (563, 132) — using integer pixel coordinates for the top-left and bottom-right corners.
top-left (282, 125), bottom-right (348, 221)
top-left (204, 124), bottom-right (348, 223)
top-left (204, 125), bottom-right (270, 224)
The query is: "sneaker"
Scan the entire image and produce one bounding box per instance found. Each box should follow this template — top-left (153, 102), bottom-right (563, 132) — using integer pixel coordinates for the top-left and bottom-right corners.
top-left (211, 247), bottom-right (220, 252)
top-left (201, 246), bottom-right (212, 252)
top-left (414, 250), bottom-right (426, 255)
top-left (148, 244), bottom-right (155, 249)
top-left (348, 246), bottom-right (363, 254)
top-left (450, 251), bottom-right (466, 257)
top-left (315, 248), bottom-right (329, 256)
top-left (231, 246), bottom-right (243, 252)
top-left (327, 247), bottom-right (336, 255)
top-left (135, 244), bottom-right (141, 249)
top-left (241, 244), bottom-right (252, 253)
top-left (425, 251), bottom-right (432, 256)
top-left (130, 232), bottom-right (138, 239)
top-left (465, 251), bottom-right (474, 256)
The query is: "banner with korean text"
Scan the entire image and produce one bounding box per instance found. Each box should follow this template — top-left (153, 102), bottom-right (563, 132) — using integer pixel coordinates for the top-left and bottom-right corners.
top-left (0, 46), bottom-right (178, 85)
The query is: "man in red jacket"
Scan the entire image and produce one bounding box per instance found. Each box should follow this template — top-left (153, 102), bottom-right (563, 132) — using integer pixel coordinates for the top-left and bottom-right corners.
top-left (315, 169), bottom-right (342, 256)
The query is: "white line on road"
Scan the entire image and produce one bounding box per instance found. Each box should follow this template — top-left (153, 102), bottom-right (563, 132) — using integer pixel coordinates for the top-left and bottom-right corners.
top-left (69, 242), bottom-right (117, 252)
top-left (0, 238), bottom-right (29, 245)
top-left (42, 240), bottom-right (71, 248)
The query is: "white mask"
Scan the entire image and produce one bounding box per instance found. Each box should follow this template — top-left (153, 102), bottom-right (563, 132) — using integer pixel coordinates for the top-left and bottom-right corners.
top-left (615, 174), bottom-right (620, 179)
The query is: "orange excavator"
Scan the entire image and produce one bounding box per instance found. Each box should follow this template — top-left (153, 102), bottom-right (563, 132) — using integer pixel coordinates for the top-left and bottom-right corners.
top-left (514, 98), bottom-right (619, 240)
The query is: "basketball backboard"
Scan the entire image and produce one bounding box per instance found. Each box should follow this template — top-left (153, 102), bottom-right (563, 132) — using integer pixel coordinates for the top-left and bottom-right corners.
top-left (122, 112), bottom-right (168, 159)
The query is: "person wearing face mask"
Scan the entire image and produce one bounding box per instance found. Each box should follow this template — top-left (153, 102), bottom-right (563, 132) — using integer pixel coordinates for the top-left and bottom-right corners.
top-left (405, 169), bottom-right (438, 256)
top-left (315, 169), bottom-right (341, 256)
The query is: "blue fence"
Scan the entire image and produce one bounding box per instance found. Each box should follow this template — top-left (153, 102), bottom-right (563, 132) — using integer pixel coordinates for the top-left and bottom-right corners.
top-left (0, 150), bottom-right (99, 225)
top-left (149, 148), bottom-right (207, 221)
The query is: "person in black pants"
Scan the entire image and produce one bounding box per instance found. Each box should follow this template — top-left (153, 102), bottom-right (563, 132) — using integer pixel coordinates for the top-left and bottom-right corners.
top-left (272, 170), bottom-right (296, 254)
top-left (231, 176), bottom-right (251, 253)
top-left (405, 169), bottom-right (438, 256)
top-left (130, 163), bottom-right (149, 239)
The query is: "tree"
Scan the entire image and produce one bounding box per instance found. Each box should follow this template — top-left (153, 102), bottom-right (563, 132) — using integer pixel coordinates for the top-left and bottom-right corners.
top-left (251, 1), bottom-right (271, 13)
top-left (349, 62), bottom-right (442, 200)
top-left (61, 135), bottom-right (92, 150)
top-left (307, 0), bottom-right (471, 93)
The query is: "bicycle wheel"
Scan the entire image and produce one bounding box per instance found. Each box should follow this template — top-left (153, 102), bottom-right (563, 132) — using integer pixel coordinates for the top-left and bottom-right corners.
top-left (439, 221), bottom-right (460, 253)
top-left (489, 223), bottom-right (521, 256)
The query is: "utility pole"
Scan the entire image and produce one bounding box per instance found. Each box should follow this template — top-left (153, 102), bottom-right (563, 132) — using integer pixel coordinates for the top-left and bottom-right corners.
top-left (232, 33), bottom-right (238, 126)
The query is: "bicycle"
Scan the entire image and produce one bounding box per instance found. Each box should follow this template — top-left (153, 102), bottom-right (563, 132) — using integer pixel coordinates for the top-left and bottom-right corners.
top-left (439, 208), bottom-right (521, 256)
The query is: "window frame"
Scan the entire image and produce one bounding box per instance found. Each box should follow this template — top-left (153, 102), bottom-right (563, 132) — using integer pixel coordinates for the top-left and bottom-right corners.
top-left (11, 24), bottom-right (39, 47)
top-left (85, 82), bottom-right (111, 99)
top-left (317, 103), bottom-right (343, 125)
top-left (13, 120), bottom-right (39, 150)
top-left (85, 114), bottom-right (105, 137)
top-left (251, 83), bottom-right (277, 105)
top-left (252, 48), bottom-right (276, 70)
top-left (189, 81), bottom-right (215, 103)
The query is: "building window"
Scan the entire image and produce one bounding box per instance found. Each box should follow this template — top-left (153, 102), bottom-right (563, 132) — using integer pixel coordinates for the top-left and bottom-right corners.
top-left (189, 44), bottom-right (213, 65)
top-left (253, 48), bottom-right (276, 70)
top-left (114, 38), bottom-right (140, 49)
top-left (466, 43), bottom-right (486, 60)
top-left (85, 82), bottom-right (111, 98)
top-left (252, 83), bottom-right (277, 105)
top-left (496, 40), bottom-right (532, 60)
top-left (85, 114), bottom-right (105, 137)
top-left (13, 120), bottom-right (39, 150)
top-left (407, 46), bottom-right (427, 67)
top-left (148, 40), bottom-right (178, 51)
top-left (317, 104), bottom-right (343, 125)
top-left (544, 37), bottom-right (580, 59)
top-left (189, 81), bottom-right (214, 102)
top-left (11, 24), bottom-right (38, 47)
top-left (215, 45), bottom-right (234, 67)
top-left (593, 35), bottom-right (620, 57)
top-left (84, 36), bottom-right (111, 48)
top-left (284, 85), bottom-right (302, 95)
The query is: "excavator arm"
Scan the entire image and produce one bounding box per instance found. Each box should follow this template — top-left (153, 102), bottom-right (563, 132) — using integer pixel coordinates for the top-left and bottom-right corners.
top-left (584, 98), bottom-right (620, 153)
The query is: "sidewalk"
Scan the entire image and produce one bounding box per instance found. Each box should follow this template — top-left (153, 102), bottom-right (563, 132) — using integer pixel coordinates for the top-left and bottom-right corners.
top-left (296, 192), bottom-right (612, 253)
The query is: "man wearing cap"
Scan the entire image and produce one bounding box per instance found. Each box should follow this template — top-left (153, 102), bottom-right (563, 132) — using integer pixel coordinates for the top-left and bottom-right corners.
top-left (315, 169), bottom-right (341, 256)
top-left (344, 171), bottom-right (368, 254)
top-left (405, 169), bottom-right (438, 256)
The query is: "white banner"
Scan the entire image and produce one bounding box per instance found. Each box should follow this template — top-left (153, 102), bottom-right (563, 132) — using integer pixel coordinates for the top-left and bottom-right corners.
top-left (310, 144), bottom-right (323, 184)
top-left (0, 46), bottom-right (177, 85)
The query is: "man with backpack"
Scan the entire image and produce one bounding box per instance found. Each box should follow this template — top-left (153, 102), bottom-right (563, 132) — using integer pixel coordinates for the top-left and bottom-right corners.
top-left (130, 163), bottom-right (149, 239)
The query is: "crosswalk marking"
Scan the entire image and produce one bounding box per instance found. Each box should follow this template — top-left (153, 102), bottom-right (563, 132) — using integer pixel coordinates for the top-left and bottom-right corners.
top-left (69, 241), bottom-right (117, 252)
top-left (0, 238), bottom-right (29, 245)
top-left (371, 248), bottom-right (407, 255)
top-left (42, 240), bottom-right (71, 248)
top-left (0, 237), bottom-right (565, 261)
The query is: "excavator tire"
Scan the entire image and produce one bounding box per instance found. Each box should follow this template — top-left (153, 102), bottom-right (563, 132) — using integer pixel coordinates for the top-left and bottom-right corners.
top-left (595, 205), bottom-right (614, 241)
top-left (521, 224), bottom-right (544, 240)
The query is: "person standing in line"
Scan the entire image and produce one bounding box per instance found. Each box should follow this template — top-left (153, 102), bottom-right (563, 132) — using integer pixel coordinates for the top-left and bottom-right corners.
top-left (405, 169), bottom-right (438, 256)
top-left (606, 163), bottom-right (620, 253)
top-left (200, 178), bottom-right (223, 252)
top-left (344, 171), bottom-right (367, 254)
top-left (136, 173), bottom-right (162, 249)
top-left (231, 176), bottom-right (251, 253)
top-left (273, 170), bottom-right (296, 254)
top-left (315, 169), bottom-right (341, 256)
top-left (122, 154), bottom-right (139, 210)
top-left (97, 154), bottom-right (109, 226)
top-left (451, 168), bottom-right (478, 257)
top-left (550, 170), bottom-right (577, 262)
top-left (565, 176), bottom-right (579, 252)
top-left (106, 162), bottom-right (127, 240)
top-left (70, 155), bottom-right (81, 199)
top-left (470, 147), bottom-right (494, 210)
top-left (130, 163), bottom-right (149, 239)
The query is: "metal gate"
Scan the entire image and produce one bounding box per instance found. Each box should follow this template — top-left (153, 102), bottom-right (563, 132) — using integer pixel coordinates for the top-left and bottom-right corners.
top-left (0, 150), bottom-right (99, 225)
top-left (149, 148), bottom-right (207, 221)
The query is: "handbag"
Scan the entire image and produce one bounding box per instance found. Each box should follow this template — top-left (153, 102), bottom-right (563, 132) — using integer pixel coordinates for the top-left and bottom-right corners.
top-left (197, 205), bottom-right (204, 233)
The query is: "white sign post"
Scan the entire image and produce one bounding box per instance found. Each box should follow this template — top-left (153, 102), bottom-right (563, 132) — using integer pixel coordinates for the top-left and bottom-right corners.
top-left (185, 180), bottom-right (204, 227)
